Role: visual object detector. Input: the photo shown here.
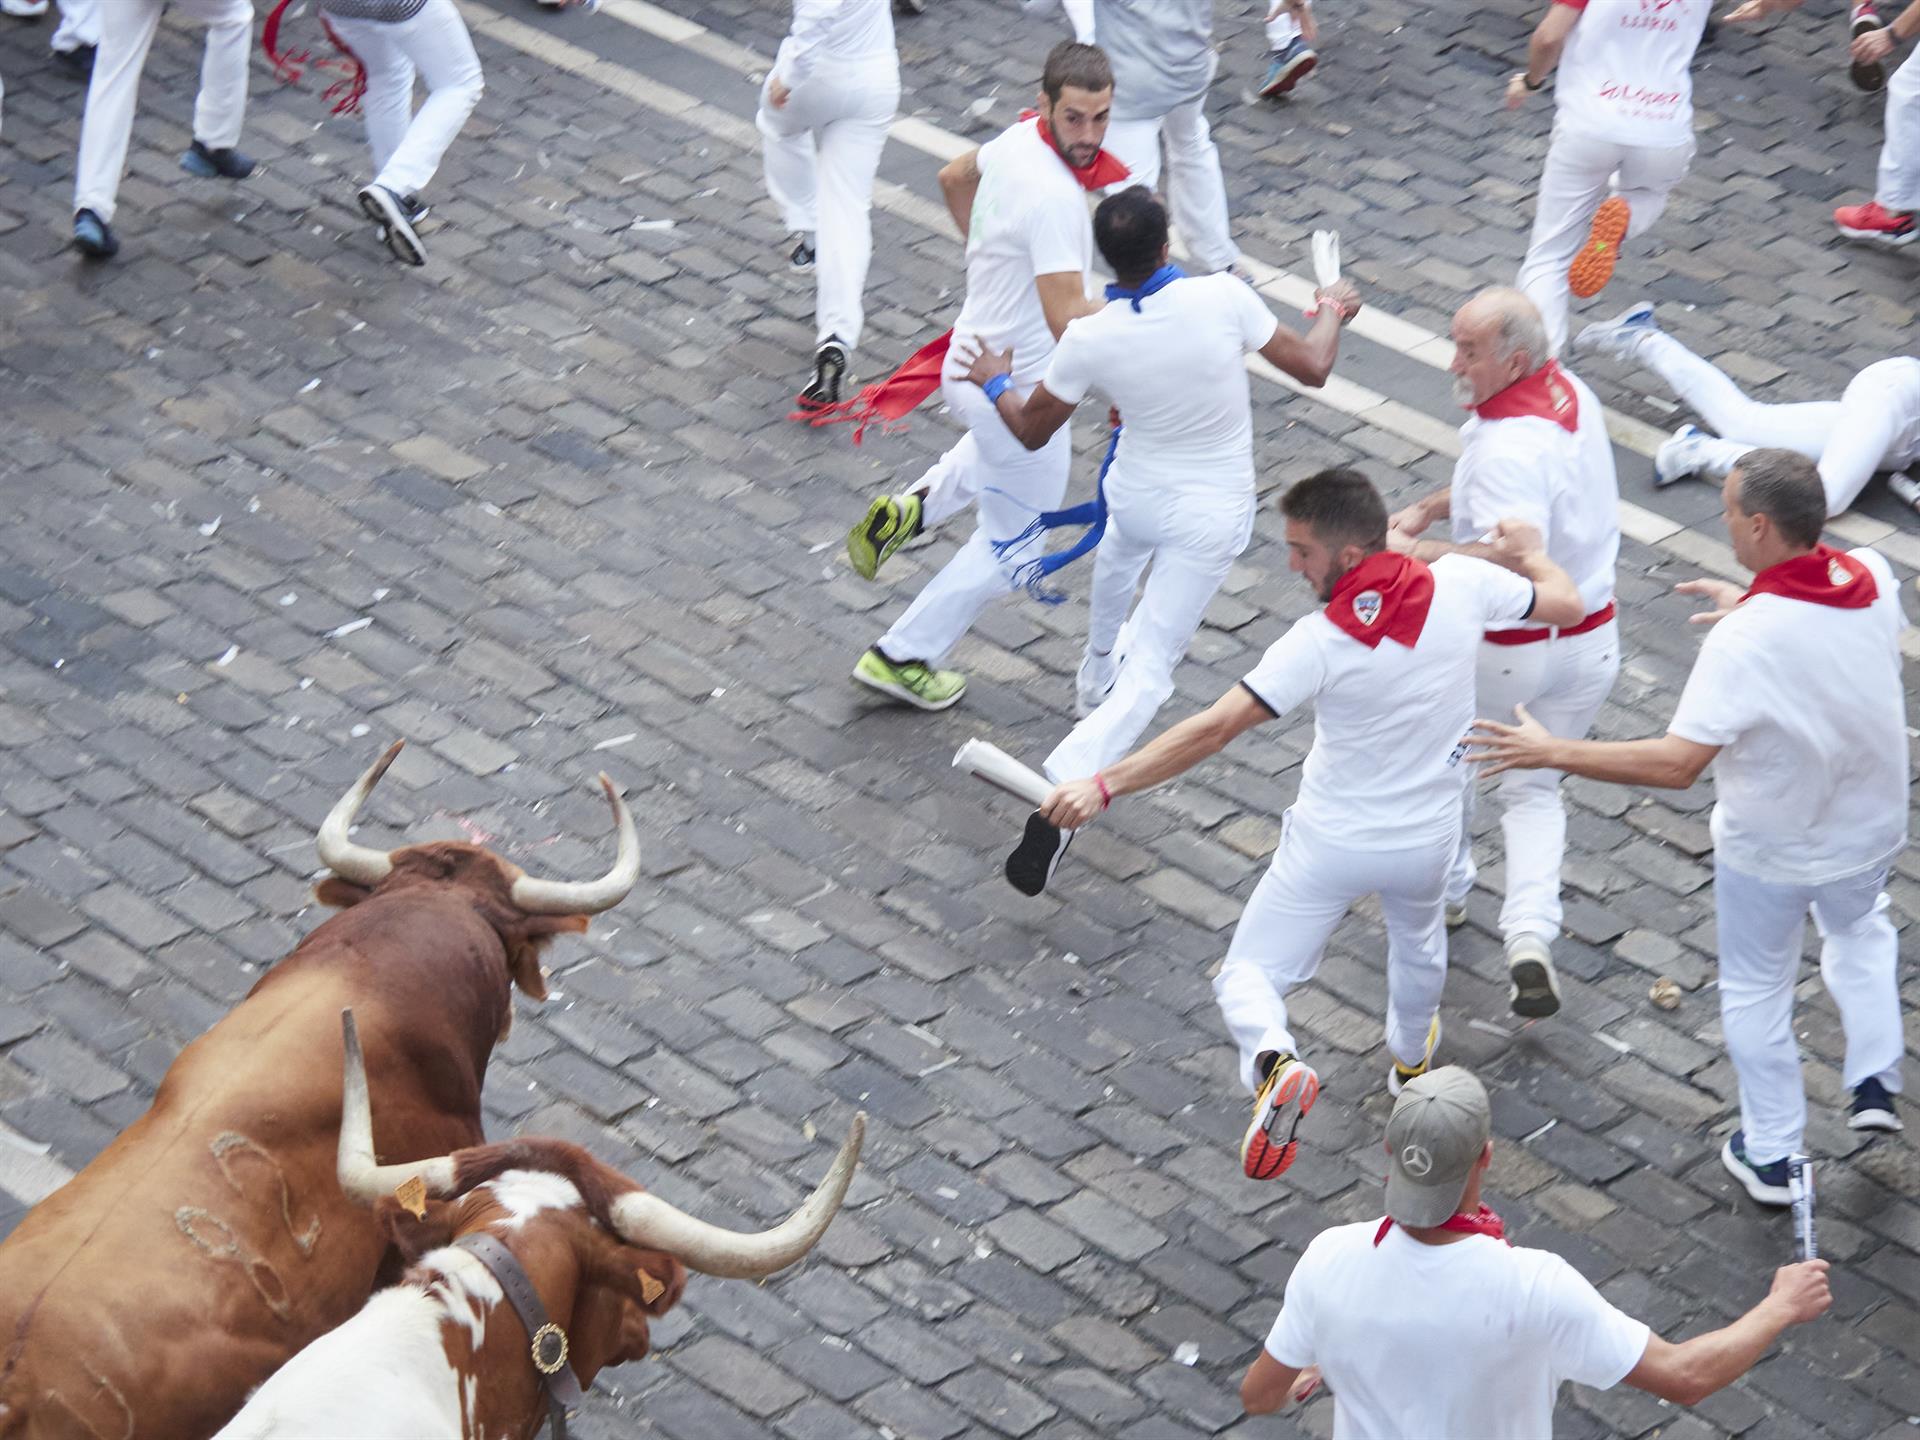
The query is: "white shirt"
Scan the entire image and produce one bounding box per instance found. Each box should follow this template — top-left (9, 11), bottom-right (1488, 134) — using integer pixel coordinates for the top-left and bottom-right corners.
top-left (1241, 555), bottom-right (1539, 849)
top-left (1847, 357), bottom-right (1920, 470)
top-left (1453, 366), bottom-right (1619, 624)
top-left (775, 0), bottom-right (896, 86)
top-left (1553, 0), bottom-right (1711, 148)
top-left (1042, 273), bottom-right (1278, 502)
top-left (1266, 1220), bottom-right (1651, 1440)
top-left (1668, 547), bottom-right (1909, 885)
top-left (952, 118), bottom-right (1094, 388)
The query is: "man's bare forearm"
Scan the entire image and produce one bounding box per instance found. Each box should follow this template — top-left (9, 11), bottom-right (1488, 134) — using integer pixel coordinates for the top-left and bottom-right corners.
top-left (1101, 708), bottom-right (1240, 798)
top-left (1537, 735), bottom-right (1697, 789)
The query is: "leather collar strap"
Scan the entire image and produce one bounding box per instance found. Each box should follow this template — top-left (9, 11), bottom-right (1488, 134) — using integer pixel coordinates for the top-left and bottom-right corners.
top-left (455, 1232), bottom-right (585, 1440)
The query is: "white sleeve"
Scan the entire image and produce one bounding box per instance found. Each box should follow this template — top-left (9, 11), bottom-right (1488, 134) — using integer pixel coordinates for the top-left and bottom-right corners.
top-left (1455, 444), bottom-right (1551, 537)
top-left (1538, 1253), bottom-right (1652, 1392)
top-left (1668, 629), bottom-right (1756, 747)
top-left (1241, 619), bottom-right (1328, 720)
top-left (1229, 276), bottom-right (1282, 353)
top-left (1028, 193), bottom-right (1090, 283)
top-left (1855, 548), bottom-right (1908, 641)
top-left (1042, 321), bottom-right (1096, 405)
top-left (1262, 1241), bottom-right (1323, 1368)
top-left (780, 0), bottom-right (839, 86)
top-left (1452, 556), bottom-right (1538, 627)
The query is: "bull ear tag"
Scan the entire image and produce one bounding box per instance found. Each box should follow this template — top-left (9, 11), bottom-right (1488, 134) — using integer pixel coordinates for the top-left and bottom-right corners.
top-left (637, 1269), bottom-right (665, 1304)
top-left (395, 1176), bottom-right (428, 1219)
top-left (531, 1323), bottom-right (570, 1375)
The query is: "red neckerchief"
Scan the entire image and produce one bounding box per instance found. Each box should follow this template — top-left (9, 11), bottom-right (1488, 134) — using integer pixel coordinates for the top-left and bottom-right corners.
top-left (1325, 552), bottom-right (1435, 649)
top-left (1374, 1205), bottom-right (1508, 1247)
top-left (1020, 111), bottom-right (1132, 191)
top-left (1742, 544), bottom-right (1877, 610)
top-left (1473, 360), bottom-right (1580, 434)
top-left (261, 0), bottom-right (367, 115)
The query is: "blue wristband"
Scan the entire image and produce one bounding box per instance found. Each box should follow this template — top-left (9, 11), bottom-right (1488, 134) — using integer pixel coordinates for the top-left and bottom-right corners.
top-left (983, 372), bottom-right (1013, 403)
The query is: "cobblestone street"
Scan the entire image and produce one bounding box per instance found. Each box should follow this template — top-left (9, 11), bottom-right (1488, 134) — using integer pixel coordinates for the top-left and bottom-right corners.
top-left (1, 0), bottom-right (1918, 1435)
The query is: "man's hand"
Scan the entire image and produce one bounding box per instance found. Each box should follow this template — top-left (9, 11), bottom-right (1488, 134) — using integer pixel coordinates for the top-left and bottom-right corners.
top-left (767, 77), bottom-right (792, 109)
top-left (1487, 518), bottom-right (1546, 569)
top-left (1674, 577), bottom-right (1745, 626)
top-left (1504, 72), bottom-right (1534, 110)
top-left (1040, 778), bottom-right (1105, 830)
top-left (1852, 26), bottom-right (1895, 64)
top-left (1464, 702), bottom-right (1556, 776)
top-left (1764, 1261), bottom-right (1832, 1326)
top-left (1314, 278), bottom-right (1362, 323)
top-left (1289, 1367), bottom-right (1324, 1405)
top-left (1389, 499), bottom-right (1435, 539)
top-left (1725, 0), bottom-right (1803, 21)
top-left (967, 343), bottom-right (1015, 388)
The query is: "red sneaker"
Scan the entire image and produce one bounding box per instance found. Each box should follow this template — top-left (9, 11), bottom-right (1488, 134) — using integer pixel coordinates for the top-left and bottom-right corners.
top-left (1240, 1055), bottom-right (1319, 1181)
top-left (1835, 199), bottom-right (1917, 245)
top-left (1568, 196), bottom-right (1631, 299)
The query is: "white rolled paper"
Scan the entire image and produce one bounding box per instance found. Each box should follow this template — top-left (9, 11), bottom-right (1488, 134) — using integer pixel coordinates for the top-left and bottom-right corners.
top-left (952, 739), bottom-right (1053, 808)
top-left (1312, 229), bottom-right (1341, 287)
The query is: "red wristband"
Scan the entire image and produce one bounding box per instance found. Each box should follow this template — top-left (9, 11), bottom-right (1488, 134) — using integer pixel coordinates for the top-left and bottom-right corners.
top-left (1094, 773), bottom-right (1112, 810)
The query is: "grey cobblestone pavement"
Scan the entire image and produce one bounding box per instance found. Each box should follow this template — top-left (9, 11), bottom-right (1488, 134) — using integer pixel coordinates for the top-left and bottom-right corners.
top-left (1, 1), bottom-right (1918, 1436)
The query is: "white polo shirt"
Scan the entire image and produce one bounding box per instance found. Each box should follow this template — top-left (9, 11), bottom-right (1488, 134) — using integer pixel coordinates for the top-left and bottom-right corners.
top-left (1453, 364), bottom-right (1619, 625)
top-left (1266, 1220), bottom-right (1651, 1440)
top-left (1554, 0), bottom-right (1711, 150)
top-left (1042, 273), bottom-right (1279, 503)
top-left (952, 118), bottom-right (1094, 388)
top-left (1240, 555), bottom-right (1539, 850)
top-left (1668, 547), bottom-right (1909, 886)
top-left (775, 0), bottom-right (895, 86)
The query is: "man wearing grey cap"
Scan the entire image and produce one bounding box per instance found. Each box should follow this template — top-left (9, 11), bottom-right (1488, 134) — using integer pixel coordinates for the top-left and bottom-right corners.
top-left (1240, 1067), bottom-right (1833, 1434)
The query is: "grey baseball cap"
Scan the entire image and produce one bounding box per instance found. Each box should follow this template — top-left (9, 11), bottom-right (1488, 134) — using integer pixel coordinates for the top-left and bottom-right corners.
top-left (1384, 1066), bottom-right (1491, 1228)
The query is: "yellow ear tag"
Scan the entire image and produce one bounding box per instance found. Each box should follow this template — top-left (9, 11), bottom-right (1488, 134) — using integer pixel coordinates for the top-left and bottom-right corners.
top-left (395, 1176), bottom-right (428, 1219)
top-left (637, 1269), bottom-right (665, 1304)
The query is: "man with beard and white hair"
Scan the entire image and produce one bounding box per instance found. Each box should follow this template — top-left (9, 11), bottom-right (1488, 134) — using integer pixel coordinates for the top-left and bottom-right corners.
top-left (1022, 0), bottom-right (1243, 275)
top-left (1575, 302), bottom-right (1920, 517)
top-left (1389, 287), bottom-right (1620, 1022)
top-left (841, 40), bottom-right (1118, 712)
top-left (1469, 449), bottom-right (1908, 1206)
top-left (1034, 469), bottom-right (1584, 1181)
top-left (1504, 0), bottom-right (1712, 352)
top-left (1239, 1066), bottom-right (1835, 1435)
top-left (961, 185), bottom-right (1362, 895)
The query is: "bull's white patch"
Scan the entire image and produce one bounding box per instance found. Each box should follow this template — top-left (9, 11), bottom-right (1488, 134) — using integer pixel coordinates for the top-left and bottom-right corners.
top-left (485, 1170), bottom-right (583, 1230)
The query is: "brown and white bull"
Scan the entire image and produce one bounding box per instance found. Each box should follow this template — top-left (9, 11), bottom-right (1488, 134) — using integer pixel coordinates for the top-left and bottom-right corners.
top-left (214, 1013), bottom-right (865, 1439)
top-left (0, 742), bottom-right (639, 1440)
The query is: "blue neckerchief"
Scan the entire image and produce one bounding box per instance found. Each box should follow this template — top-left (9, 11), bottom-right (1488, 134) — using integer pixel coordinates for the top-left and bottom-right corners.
top-left (988, 421), bottom-right (1122, 604)
top-left (1104, 263), bottom-right (1184, 312)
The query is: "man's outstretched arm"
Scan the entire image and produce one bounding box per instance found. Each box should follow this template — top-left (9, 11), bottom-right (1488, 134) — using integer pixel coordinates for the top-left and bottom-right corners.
top-left (1041, 686), bottom-right (1273, 828)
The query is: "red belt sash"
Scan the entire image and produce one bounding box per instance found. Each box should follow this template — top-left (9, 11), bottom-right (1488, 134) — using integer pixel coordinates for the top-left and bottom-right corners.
top-left (1484, 600), bottom-right (1615, 647)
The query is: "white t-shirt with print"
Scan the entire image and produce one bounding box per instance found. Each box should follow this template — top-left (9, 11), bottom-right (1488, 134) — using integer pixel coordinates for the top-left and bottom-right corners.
top-left (1266, 1220), bottom-right (1651, 1440)
top-left (1668, 547), bottom-right (1909, 885)
top-left (1553, 0), bottom-right (1712, 149)
top-left (952, 117), bottom-right (1094, 388)
top-left (1240, 555), bottom-right (1538, 850)
top-left (1042, 272), bottom-right (1278, 503)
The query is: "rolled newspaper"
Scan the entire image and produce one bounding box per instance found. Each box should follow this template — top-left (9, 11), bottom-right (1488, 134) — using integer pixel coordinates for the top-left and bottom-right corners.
top-left (952, 739), bottom-right (1053, 808)
top-left (1304, 229), bottom-right (1341, 314)
top-left (1787, 1155), bottom-right (1817, 1261)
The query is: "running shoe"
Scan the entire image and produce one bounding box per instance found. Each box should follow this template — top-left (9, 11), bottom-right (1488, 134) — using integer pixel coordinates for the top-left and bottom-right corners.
top-left (1849, 1076), bottom-right (1902, 1132)
top-left (1568, 196), bottom-right (1630, 299)
top-left (850, 648), bottom-right (965, 710)
top-left (1720, 1130), bottom-right (1793, 1207)
top-left (1505, 933), bottom-right (1562, 1019)
top-left (1242, 1053), bottom-right (1320, 1180)
top-left (1571, 301), bottom-right (1658, 364)
top-left (1259, 37), bottom-right (1318, 98)
top-left (1834, 199), bottom-right (1917, 245)
top-left (1387, 1015), bottom-right (1442, 1097)
top-left (847, 491), bottom-right (923, 580)
top-left (1655, 423), bottom-right (1718, 489)
top-left (180, 139), bottom-right (255, 180)
top-left (1005, 812), bottom-right (1073, 896)
top-left (801, 338), bottom-right (848, 409)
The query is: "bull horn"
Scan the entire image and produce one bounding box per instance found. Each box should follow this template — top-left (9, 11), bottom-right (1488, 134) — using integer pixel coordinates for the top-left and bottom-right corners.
top-left (336, 1009), bottom-right (458, 1203)
top-left (508, 773), bottom-right (641, 916)
top-left (607, 1113), bottom-right (866, 1279)
top-left (317, 741), bottom-right (403, 886)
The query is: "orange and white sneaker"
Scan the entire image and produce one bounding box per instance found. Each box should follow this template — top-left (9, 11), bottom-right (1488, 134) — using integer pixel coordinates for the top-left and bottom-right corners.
top-left (1387, 1015), bottom-right (1443, 1097)
top-left (1568, 196), bottom-right (1631, 299)
top-left (1241, 1054), bottom-right (1319, 1180)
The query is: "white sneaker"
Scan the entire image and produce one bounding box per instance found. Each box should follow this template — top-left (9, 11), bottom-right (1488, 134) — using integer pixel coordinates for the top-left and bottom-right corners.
top-left (1074, 650), bottom-right (1118, 718)
top-left (1571, 301), bottom-right (1657, 363)
top-left (1888, 471), bottom-right (1920, 513)
top-left (1505, 934), bottom-right (1562, 1019)
top-left (1444, 900), bottom-right (1468, 929)
top-left (1654, 424), bottom-right (1721, 490)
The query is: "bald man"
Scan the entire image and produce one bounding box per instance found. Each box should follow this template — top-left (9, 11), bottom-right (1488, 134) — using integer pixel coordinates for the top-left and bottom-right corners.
top-left (1389, 289), bottom-right (1620, 1019)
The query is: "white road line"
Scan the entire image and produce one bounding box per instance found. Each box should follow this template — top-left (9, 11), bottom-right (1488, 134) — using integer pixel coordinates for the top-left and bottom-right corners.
top-left (0, 1119), bottom-right (75, 1208)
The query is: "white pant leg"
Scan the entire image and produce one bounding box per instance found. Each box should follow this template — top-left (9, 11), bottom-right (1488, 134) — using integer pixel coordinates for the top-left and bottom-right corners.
top-left (52, 0), bottom-right (100, 51)
top-left (879, 379), bottom-right (1073, 665)
top-left (1876, 46), bottom-right (1920, 212)
top-left (805, 61), bottom-right (898, 348)
top-left (1636, 331), bottom-right (1841, 458)
top-left (1158, 94), bottom-right (1238, 272)
top-left (1080, 496), bottom-right (1155, 665)
top-left (1810, 868), bottom-right (1904, 1095)
top-left (331, 0), bottom-right (482, 199)
top-left (325, 12), bottom-right (415, 179)
top-left (72, 0), bottom-right (165, 221)
top-left (178, 0), bottom-right (252, 152)
top-left (1103, 115), bottom-right (1164, 194)
top-left (1614, 136), bottom-right (1694, 240)
top-left (1517, 123), bottom-right (1623, 355)
top-left (757, 65), bottom-right (819, 235)
top-left (1818, 363), bottom-right (1914, 514)
top-left (1375, 837), bottom-right (1456, 1066)
top-left (1714, 861), bottom-right (1816, 1166)
top-left (1044, 493), bottom-right (1252, 780)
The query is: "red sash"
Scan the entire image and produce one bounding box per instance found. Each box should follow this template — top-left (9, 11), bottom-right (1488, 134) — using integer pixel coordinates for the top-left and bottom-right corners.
top-left (1473, 361), bottom-right (1580, 434)
top-left (1374, 1205), bottom-right (1508, 1247)
top-left (1742, 545), bottom-right (1877, 609)
top-left (1325, 553), bottom-right (1435, 650)
top-left (262, 0), bottom-right (367, 116)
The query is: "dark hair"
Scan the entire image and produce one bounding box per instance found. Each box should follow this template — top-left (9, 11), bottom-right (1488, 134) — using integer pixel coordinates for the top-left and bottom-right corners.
top-left (1280, 468), bottom-right (1389, 553)
top-left (1042, 41), bottom-right (1113, 103)
top-left (1093, 187), bottom-right (1168, 286)
top-left (1732, 448), bottom-right (1826, 549)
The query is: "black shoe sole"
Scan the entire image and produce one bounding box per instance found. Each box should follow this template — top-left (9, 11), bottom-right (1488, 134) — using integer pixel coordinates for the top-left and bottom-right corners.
top-left (801, 346), bottom-right (847, 407)
top-left (1005, 812), bottom-right (1069, 896)
top-left (1508, 959), bottom-right (1561, 1018)
top-left (360, 186), bottom-right (425, 266)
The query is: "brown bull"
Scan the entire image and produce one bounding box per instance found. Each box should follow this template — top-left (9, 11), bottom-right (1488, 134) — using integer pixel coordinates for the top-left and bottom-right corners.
top-left (213, 1013), bottom-right (865, 1439)
top-left (0, 742), bottom-right (640, 1440)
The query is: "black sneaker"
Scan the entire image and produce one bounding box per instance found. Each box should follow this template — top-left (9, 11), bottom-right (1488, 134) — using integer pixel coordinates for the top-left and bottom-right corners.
top-left (358, 183), bottom-right (426, 266)
top-left (72, 208), bottom-right (118, 260)
top-left (1720, 1130), bottom-right (1793, 1207)
top-left (180, 138), bottom-right (256, 180)
top-left (1849, 1075), bottom-right (1902, 1132)
top-left (894, 0), bottom-right (926, 13)
top-left (53, 42), bottom-right (94, 78)
top-left (789, 235), bottom-right (816, 273)
top-left (801, 338), bottom-right (848, 408)
top-left (1005, 811), bottom-right (1073, 896)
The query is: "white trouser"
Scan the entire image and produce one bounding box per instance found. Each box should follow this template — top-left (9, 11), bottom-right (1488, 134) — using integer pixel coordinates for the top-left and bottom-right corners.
top-left (53, 0), bottom-right (101, 51)
top-left (325, 0), bottom-right (483, 201)
top-left (1715, 859), bottom-right (1904, 1166)
top-left (1104, 94), bottom-right (1238, 273)
top-left (73, 0), bottom-right (252, 222)
top-left (1044, 481), bottom-right (1253, 780)
top-left (1877, 46), bottom-right (1920, 212)
top-left (1450, 620), bottom-right (1619, 942)
top-left (1216, 811), bottom-right (1456, 1092)
top-left (877, 377), bottom-right (1073, 665)
top-left (758, 51), bottom-right (898, 350)
top-left (1516, 118), bottom-right (1695, 354)
top-left (1264, 1), bottom-right (1313, 49)
top-left (1636, 333), bottom-right (1914, 515)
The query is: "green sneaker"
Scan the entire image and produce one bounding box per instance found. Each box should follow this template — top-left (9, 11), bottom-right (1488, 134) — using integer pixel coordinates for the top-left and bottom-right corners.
top-left (851, 649), bottom-right (966, 711)
top-left (847, 491), bottom-right (923, 580)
